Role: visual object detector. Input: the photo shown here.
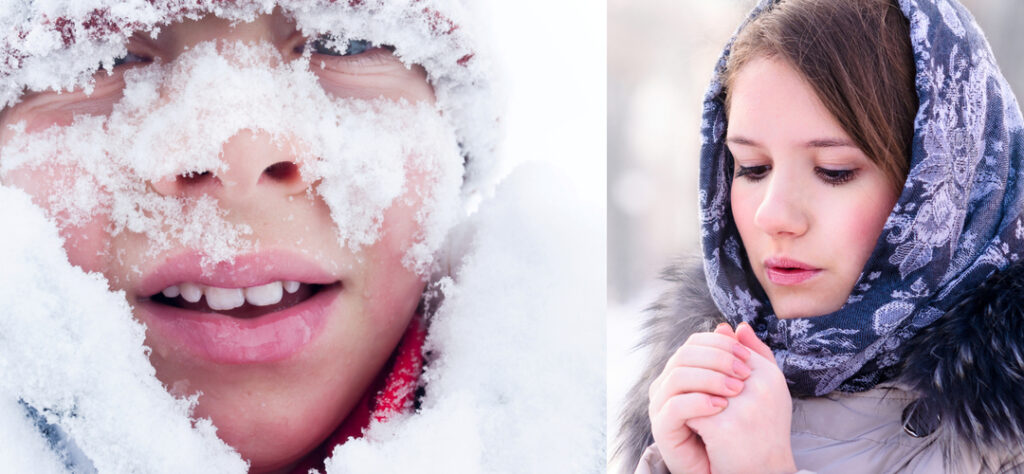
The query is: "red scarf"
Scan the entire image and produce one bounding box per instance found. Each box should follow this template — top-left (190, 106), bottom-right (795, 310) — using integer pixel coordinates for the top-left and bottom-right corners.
top-left (289, 316), bottom-right (426, 473)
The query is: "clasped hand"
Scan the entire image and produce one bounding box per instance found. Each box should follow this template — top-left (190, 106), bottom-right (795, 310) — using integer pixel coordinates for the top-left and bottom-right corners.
top-left (647, 322), bottom-right (796, 474)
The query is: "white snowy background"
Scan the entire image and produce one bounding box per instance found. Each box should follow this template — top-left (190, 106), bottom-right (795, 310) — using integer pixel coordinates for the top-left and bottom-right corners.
top-left (490, 0), bottom-right (606, 208)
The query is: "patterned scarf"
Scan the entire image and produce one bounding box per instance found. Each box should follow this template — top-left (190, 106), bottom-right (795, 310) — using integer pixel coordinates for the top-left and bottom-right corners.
top-left (699, 0), bottom-right (1024, 397)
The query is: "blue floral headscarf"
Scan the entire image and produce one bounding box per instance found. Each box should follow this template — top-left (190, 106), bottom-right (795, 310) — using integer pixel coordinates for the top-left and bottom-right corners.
top-left (700, 0), bottom-right (1024, 397)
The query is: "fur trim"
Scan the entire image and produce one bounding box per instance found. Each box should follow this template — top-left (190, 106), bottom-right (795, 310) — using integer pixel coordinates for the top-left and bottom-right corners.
top-left (612, 257), bottom-right (725, 473)
top-left (898, 259), bottom-right (1024, 452)
top-left (614, 258), bottom-right (1024, 473)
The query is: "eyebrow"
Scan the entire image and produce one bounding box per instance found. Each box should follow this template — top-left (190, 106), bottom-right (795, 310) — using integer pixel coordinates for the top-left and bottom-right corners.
top-left (726, 135), bottom-right (857, 149)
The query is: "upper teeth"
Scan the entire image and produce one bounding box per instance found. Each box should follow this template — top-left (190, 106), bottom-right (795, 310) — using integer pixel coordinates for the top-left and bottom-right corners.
top-left (161, 280), bottom-right (301, 310)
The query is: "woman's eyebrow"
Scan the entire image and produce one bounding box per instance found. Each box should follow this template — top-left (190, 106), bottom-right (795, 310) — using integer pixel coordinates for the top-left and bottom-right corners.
top-left (725, 135), bottom-right (760, 147)
top-left (725, 135), bottom-right (856, 148)
top-left (804, 137), bottom-right (856, 148)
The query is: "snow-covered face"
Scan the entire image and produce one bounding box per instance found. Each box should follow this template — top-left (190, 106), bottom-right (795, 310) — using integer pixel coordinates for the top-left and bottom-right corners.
top-left (0, 11), bottom-right (462, 471)
top-left (727, 57), bottom-right (899, 319)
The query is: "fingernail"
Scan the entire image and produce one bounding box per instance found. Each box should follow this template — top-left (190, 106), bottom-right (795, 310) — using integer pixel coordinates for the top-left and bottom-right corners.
top-left (716, 322), bottom-right (730, 331)
top-left (725, 377), bottom-right (743, 393)
top-left (732, 343), bottom-right (750, 361)
top-left (733, 359), bottom-right (751, 378)
top-left (710, 396), bottom-right (728, 408)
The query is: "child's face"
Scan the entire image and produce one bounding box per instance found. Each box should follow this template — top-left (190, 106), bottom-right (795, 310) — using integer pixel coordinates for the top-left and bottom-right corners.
top-left (1, 12), bottom-right (441, 471)
top-left (727, 57), bottom-right (899, 319)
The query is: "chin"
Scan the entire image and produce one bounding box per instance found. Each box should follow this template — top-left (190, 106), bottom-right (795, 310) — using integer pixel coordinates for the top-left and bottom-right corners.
top-left (200, 394), bottom-right (339, 472)
top-left (771, 298), bottom-right (844, 319)
top-left (158, 351), bottom-right (357, 473)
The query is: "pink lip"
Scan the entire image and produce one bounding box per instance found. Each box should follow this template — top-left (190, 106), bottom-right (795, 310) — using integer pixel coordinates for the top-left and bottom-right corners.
top-left (137, 250), bottom-right (337, 297)
top-left (135, 251), bottom-right (341, 365)
top-left (763, 256), bottom-right (822, 286)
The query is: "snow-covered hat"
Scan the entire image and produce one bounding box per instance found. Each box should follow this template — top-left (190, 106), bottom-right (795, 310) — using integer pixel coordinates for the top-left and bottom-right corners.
top-left (0, 0), bottom-right (501, 194)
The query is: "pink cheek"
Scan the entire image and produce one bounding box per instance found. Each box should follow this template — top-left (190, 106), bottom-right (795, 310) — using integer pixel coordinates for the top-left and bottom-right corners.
top-left (366, 203), bottom-right (422, 296)
top-left (828, 194), bottom-right (895, 266)
top-left (358, 171), bottom-right (428, 329)
top-left (59, 220), bottom-right (112, 274)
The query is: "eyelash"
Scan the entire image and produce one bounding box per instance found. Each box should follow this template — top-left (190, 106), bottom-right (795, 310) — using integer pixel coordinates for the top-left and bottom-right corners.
top-left (302, 36), bottom-right (375, 57)
top-left (734, 165), bottom-right (857, 186)
top-left (815, 167), bottom-right (857, 185)
top-left (95, 51), bottom-right (152, 75)
top-left (735, 164), bottom-right (770, 182)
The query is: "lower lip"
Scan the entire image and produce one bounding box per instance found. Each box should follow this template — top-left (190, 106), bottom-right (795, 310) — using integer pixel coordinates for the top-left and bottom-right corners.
top-left (765, 267), bottom-right (821, 286)
top-left (136, 286), bottom-right (340, 364)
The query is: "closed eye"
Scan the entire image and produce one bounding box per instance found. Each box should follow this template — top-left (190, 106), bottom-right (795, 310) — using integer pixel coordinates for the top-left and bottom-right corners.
top-left (815, 167), bottom-right (857, 185)
top-left (735, 164), bottom-right (770, 182)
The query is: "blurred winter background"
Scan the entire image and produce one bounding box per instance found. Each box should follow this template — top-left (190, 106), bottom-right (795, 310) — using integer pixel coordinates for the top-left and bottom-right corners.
top-left (607, 0), bottom-right (1024, 470)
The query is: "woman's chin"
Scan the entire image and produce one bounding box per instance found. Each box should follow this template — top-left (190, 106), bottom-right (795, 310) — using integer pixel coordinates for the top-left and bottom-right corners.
top-left (771, 301), bottom-right (842, 319)
top-left (205, 403), bottom-right (335, 473)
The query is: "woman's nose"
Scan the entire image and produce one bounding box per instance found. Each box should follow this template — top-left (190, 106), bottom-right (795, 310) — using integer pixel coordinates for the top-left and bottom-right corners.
top-left (752, 177), bottom-right (809, 238)
top-left (149, 130), bottom-right (308, 202)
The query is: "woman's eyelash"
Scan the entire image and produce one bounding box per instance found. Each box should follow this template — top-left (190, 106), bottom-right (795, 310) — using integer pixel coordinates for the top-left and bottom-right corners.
top-left (733, 165), bottom-right (857, 185)
top-left (304, 36), bottom-right (374, 57)
top-left (735, 164), bottom-right (770, 182)
top-left (815, 167), bottom-right (857, 185)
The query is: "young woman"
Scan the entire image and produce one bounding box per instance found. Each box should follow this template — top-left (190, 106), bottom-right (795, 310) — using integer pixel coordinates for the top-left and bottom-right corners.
top-left (617, 0), bottom-right (1024, 472)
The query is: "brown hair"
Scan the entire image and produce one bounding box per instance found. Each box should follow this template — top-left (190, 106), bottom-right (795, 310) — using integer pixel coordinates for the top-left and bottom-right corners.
top-left (723, 0), bottom-right (918, 191)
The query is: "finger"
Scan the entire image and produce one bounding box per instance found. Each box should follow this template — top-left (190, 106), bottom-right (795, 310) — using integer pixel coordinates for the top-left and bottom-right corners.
top-left (654, 392), bottom-right (728, 435)
top-left (650, 395), bottom-right (715, 474)
top-left (665, 435), bottom-right (711, 474)
top-left (663, 344), bottom-right (752, 380)
top-left (650, 333), bottom-right (752, 400)
top-left (649, 366), bottom-right (744, 412)
top-left (684, 413), bottom-right (714, 437)
top-left (713, 322), bottom-right (736, 338)
top-left (672, 333), bottom-right (752, 365)
top-left (736, 322), bottom-right (776, 364)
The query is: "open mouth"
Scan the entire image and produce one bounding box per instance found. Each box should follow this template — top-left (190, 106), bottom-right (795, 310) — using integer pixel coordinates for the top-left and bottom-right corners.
top-left (135, 250), bottom-right (345, 364)
top-left (147, 281), bottom-right (340, 319)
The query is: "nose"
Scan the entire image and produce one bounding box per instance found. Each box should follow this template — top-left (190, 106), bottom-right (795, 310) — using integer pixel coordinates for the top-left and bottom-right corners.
top-left (149, 130), bottom-right (308, 202)
top-left (752, 175), bottom-right (809, 238)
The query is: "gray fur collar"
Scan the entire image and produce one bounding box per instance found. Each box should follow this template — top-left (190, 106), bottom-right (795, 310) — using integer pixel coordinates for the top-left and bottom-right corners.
top-left (613, 257), bottom-right (1024, 472)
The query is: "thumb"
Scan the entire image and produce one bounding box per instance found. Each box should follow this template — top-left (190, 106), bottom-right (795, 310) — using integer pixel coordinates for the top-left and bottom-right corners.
top-left (736, 322), bottom-right (775, 364)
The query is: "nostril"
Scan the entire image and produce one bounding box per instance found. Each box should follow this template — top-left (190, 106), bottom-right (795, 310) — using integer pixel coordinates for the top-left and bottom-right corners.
top-left (263, 161), bottom-right (300, 182)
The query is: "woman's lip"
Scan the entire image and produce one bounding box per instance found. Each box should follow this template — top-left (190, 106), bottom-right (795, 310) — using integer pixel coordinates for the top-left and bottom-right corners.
top-left (765, 267), bottom-right (822, 286)
top-left (137, 284), bottom-right (341, 365)
top-left (763, 256), bottom-right (817, 270)
top-left (763, 257), bottom-right (821, 286)
top-left (137, 250), bottom-right (338, 297)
